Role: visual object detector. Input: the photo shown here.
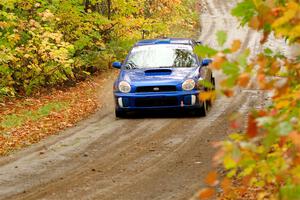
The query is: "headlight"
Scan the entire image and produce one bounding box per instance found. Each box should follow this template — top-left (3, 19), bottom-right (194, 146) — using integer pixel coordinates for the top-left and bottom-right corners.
top-left (182, 79), bottom-right (196, 91)
top-left (118, 81), bottom-right (131, 93)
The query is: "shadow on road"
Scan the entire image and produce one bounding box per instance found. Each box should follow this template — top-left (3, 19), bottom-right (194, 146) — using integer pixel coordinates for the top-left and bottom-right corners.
top-left (119, 109), bottom-right (204, 119)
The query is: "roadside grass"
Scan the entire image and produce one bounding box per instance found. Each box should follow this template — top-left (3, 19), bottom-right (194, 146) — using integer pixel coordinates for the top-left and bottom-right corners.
top-left (0, 102), bottom-right (69, 130)
top-left (0, 75), bottom-right (104, 156)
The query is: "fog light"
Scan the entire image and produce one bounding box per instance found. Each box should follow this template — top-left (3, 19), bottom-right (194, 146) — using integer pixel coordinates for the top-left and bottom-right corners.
top-left (118, 97), bottom-right (129, 108)
top-left (118, 98), bottom-right (124, 108)
top-left (191, 95), bottom-right (196, 105)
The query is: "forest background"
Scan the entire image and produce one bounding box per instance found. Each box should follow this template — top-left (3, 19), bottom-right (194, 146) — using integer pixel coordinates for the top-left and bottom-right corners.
top-left (0, 0), bottom-right (199, 97)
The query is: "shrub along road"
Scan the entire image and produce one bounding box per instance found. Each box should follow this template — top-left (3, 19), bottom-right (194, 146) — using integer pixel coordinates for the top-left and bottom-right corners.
top-left (0, 0), bottom-right (286, 199)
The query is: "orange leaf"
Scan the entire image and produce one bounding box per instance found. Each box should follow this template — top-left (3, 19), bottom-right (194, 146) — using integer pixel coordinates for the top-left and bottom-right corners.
top-left (242, 175), bottom-right (252, 185)
top-left (288, 131), bottom-right (300, 149)
top-left (257, 74), bottom-right (267, 89)
top-left (237, 187), bottom-right (248, 196)
top-left (247, 114), bottom-right (258, 138)
top-left (211, 53), bottom-right (226, 70)
top-left (258, 110), bottom-right (267, 117)
top-left (237, 73), bottom-right (250, 87)
top-left (271, 7), bottom-right (282, 17)
top-left (270, 60), bottom-right (280, 75)
top-left (198, 188), bottom-right (215, 199)
top-left (199, 91), bottom-right (216, 101)
top-left (279, 136), bottom-right (287, 148)
top-left (205, 171), bottom-right (219, 186)
top-left (249, 16), bottom-right (261, 30)
top-left (230, 40), bottom-right (241, 52)
top-left (293, 155), bottom-right (300, 165)
top-left (221, 178), bottom-right (231, 194)
top-left (223, 89), bottom-right (234, 97)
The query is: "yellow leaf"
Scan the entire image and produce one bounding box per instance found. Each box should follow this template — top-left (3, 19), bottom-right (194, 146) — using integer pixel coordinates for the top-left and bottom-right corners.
top-left (0, 21), bottom-right (9, 29)
top-left (275, 100), bottom-right (290, 109)
top-left (290, 25), bottom-right (300, 39)
top-left (272, 2), bottom-right (299, 28)
top-left (252, 0), bottom-right (263, 8)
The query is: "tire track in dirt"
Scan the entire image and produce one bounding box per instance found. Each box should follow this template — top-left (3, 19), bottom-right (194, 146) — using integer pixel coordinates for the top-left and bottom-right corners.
top-left (9, 92), bottom-right (252, 200)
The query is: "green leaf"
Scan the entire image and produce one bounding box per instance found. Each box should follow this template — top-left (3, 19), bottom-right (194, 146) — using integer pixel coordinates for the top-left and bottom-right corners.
top-left (231, 0), bottom-right (256, 25)
top-left (224, 75), bottom-right (237, 87)
top-left (222, 62), bottom-right (240, 76)
top-left (264, 48), bottom-right (273, 55)
top-left (237, 49), bottom-right (250, 68)
top-left (280, 185), bottom-right (300, 200)
top-left (216, 30), bottom-right (227, 46)
top-left (263, 131), bottom-right (279, 151)
top-left (263, 23), bottom-right (272, 32)
top-left (198, 79), bottom-right (214, 89)
top-left (223, 48), bottom-right (231, 54)
top-left (194, 45), bottom-right (218, 58)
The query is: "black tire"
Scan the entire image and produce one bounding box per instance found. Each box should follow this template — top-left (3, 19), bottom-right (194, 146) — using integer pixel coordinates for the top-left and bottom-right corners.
top-left (115, 109), bottom-right (127, 118)
top-left (195, 101), bottom-right (208, 117)
top-left (212, 77), bottom-right (216, 90)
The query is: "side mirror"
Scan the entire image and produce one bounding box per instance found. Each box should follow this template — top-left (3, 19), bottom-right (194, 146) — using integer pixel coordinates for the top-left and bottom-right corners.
top-left (196, 41), bottom-right (202, 45)
top-left (202, 59), bottom-right (212, 66)
top-left (112, 61), bottom-right (122, 69)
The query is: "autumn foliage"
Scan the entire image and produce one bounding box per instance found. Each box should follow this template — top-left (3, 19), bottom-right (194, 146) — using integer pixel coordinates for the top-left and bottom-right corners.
top-left (0, 0), bottom-right (198, 97)
top-left (196, 0), bottom-right (300, 199)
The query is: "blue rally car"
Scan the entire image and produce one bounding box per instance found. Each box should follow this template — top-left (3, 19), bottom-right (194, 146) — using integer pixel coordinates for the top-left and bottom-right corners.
top-left (112, 38), bottom-right (215, 118)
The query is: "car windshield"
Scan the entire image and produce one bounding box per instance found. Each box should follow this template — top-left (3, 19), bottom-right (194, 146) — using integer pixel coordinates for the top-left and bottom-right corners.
top-left (124, 44), bottom-right (198, 69)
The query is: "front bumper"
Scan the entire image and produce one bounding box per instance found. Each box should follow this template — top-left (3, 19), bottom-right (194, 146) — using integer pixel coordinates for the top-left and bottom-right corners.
top-left (114, 90), bottom-right (203, 111)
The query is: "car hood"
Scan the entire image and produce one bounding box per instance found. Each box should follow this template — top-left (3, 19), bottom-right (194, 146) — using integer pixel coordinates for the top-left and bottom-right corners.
top-left (120, 67), bottom-right (199, 85)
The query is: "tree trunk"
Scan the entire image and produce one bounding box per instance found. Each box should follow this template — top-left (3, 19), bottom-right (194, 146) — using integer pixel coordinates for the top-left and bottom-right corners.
top-left (107, 0), bottom-right (111, 19)
top-left (83, 0), bottom-right (90, 12)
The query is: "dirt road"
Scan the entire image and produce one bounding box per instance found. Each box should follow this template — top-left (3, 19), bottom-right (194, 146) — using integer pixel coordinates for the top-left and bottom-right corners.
top-left (0, 0), bottom-right (275, 199)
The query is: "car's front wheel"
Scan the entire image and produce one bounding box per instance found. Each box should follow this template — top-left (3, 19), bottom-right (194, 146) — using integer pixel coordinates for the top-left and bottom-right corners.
top-left (195, 100), bottom-right (208, 117)
top-left (115, 109), bottom-right (127, 118)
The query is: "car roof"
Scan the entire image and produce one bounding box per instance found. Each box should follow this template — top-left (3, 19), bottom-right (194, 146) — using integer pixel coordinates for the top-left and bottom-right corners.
top-left (134, 38), bottom-right (196, 47)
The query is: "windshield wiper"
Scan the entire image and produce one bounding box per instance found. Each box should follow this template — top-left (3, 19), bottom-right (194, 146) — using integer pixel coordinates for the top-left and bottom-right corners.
top-left (158, 66), bottom-right (173, 68)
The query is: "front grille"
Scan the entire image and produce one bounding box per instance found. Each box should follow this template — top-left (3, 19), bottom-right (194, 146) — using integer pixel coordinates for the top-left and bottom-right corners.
top-left (135, 97), bottom-right (178, 107)
top-left (135, 86), bottom-right (177, 93)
